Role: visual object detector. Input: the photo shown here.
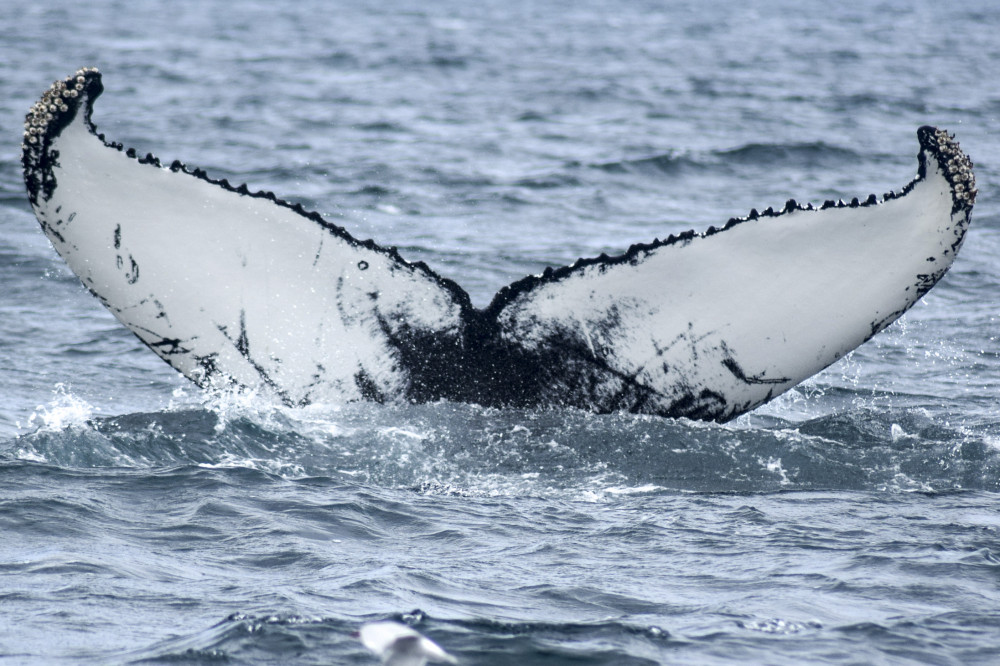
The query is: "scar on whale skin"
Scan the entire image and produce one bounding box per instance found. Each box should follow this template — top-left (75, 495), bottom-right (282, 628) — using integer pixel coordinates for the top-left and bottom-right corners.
top-left (22, 68), bottom-right (976, 421)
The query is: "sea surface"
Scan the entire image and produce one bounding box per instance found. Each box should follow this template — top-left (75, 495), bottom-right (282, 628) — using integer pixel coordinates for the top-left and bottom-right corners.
top-left (2, 1), bottom-right (1000, 663)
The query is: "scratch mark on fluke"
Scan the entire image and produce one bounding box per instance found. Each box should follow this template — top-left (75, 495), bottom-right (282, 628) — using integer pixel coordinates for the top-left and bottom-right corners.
top-left (22, 69), bottom-right (976, 422)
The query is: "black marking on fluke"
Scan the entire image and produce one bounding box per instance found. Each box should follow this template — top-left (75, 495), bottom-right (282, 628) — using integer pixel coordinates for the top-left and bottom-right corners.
top-left (22, 68), bottom-right (978, 422)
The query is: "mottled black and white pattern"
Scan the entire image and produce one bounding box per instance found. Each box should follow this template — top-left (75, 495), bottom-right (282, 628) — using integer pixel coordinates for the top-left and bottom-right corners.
top-left (23, 70), bottom-right (974, 421)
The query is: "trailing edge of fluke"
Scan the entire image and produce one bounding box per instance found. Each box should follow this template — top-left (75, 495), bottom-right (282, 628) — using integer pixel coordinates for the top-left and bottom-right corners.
top-left (22, 68), bottom-right (976, 421)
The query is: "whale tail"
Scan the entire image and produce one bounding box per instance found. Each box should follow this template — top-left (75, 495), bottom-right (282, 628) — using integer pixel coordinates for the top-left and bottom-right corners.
top-left (23, 68), bottom-right (976, 421)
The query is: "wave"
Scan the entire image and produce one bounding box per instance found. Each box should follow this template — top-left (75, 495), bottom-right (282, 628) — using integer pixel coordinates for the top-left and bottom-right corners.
top-left (714, 141), bottom-right (861, 167)
top-left (593, 151), bottom-right (697, 175)
top-left (115, 606), bottom-right (1000, 665)
top-left (120, 610), bottom-right (679, 665)
top-left (592, 141), bottom-right (860, 177)
top-left (4, 388), bottom-right (999, 496)
top-left (121, 612), bottom-right (355, 664)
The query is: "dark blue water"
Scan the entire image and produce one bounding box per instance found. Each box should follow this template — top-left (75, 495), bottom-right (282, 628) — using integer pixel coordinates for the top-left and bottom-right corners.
top-left (2, 1), bottom-right (1000, 663)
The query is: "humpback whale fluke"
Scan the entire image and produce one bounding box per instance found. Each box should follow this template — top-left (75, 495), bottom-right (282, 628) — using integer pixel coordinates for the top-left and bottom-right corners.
top-left (22, 68), bottom-right (976, 422)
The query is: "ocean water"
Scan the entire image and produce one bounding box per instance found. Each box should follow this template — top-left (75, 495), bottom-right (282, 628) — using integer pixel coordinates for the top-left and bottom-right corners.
top-left (2, 0), bottom-right (1000, 663)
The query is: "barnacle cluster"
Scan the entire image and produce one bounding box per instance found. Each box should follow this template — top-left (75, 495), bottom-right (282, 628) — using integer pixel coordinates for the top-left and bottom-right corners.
top-left (22, 67), bottom-right (101, 205)
top-left (22, 67), bottom-right (98, 155)
top-left (931, 127), bottom-right (977, 208)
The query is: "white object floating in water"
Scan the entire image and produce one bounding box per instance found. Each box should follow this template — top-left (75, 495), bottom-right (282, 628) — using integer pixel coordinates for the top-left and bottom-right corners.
top-left (358, 621), bottom-right (458, 666)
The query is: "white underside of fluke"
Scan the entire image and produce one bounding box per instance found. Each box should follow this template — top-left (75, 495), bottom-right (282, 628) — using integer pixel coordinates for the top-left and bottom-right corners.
top-left (32, 98), bottom-right (466, 405)
top-left (22, 69), bottom-right (975, 421)
top-left (495, 163), bottom-right (968, 419)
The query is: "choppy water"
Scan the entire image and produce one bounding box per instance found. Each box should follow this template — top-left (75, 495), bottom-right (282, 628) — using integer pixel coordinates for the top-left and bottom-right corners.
top-left (2, 0), bottom-right (1000, 663)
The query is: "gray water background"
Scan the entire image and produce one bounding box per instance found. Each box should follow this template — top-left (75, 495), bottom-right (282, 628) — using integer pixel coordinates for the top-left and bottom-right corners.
top-left (2, 0), bottom-right (1000, 663)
